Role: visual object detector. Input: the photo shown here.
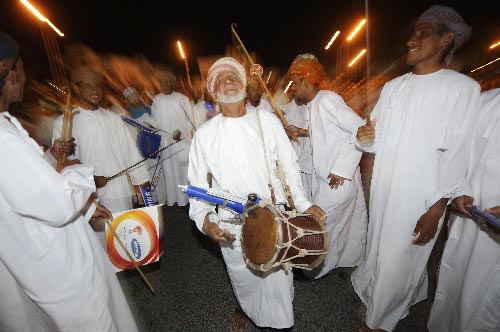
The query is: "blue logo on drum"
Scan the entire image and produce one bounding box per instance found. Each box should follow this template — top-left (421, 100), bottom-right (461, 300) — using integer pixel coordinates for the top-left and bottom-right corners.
top-left (131, 239), bottom-right (142, 259)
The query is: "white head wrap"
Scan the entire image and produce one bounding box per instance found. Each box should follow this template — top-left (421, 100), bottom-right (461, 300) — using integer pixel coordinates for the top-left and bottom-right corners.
top-left (417, 5), bottom-right (471, 64)
top-left (206, 57), bottom-right (246, 96)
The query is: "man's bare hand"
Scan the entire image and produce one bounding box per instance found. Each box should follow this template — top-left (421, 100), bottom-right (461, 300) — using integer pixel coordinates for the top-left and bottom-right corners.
top-left (50, 137), bottom-right (75, 159)
top-left (451, 195), bottom-right (474, 215)
top-left (412, 199), bottom-right (447, 245)
top-left (328, 173), bottom-right (347, 190)
top-left (202, 215), bottom-right (235, 243)
top-left (304, 205), bottom-right (327, 223)
top-left (94, 176), bottom-right (109, 189)
top-left (88, 204), bottom-right (112, 232)
top-left (482, 206), bottom-right (500, 234)
top-left (357, 119), bottom-right (376, 147)
top-left (173, 129), bottom-right (182, 141)
top-left (284, 125), bottom-right (300, 143)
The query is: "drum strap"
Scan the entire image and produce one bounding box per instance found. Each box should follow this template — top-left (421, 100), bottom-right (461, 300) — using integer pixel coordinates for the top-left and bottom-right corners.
top-left (255, 110), bottom-right (276, 204)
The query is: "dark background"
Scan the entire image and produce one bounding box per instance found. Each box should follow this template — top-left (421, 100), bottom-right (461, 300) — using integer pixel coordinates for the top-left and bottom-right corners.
top-left (1, 0), bottom-right (498, 78)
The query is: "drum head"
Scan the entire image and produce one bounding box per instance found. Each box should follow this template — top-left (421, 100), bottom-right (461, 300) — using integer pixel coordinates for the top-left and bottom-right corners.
top-left (241, 207), bottom-right (277, 265)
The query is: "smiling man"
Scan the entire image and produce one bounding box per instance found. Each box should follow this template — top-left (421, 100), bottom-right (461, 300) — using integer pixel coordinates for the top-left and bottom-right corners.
top-left (352, 5), bottom-right (481, 332)
top-left (53, 66), bottom-right (150, 246)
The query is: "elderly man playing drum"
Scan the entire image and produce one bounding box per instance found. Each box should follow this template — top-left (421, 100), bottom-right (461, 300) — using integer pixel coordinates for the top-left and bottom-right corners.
top-left (187, 57), bottom-right (326, 332)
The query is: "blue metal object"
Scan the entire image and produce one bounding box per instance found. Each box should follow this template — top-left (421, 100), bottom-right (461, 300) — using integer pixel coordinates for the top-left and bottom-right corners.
top-left (179, 185), bottom-right (261, 214)
top-left (137, 130), bottom-right (161, 159)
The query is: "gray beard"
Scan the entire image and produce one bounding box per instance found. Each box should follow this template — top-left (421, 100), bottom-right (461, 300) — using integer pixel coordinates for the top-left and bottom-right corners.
top-left (217, 90), bottom-right (246, 104)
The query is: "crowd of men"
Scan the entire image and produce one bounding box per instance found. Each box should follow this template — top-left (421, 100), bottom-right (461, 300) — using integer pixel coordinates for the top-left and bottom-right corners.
top-left (0, 3), bottom-right (499, 332)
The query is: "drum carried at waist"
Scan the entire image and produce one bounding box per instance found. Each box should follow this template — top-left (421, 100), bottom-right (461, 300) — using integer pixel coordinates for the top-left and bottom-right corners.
top-left (240, 200), bottom-right (327, 271)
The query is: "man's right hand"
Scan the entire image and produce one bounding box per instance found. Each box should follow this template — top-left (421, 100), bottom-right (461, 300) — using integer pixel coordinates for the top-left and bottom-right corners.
top-left (357, 119), bottom-right (376, 147)
top-left (50, 137), bottom-right (75, 159)
top-left (202, 215), bottom-right (235, 243)
top-left (304, 205), bottom-right (327, 223)
top-left (94, 176), bottom-right (109, 189)
top-left (284, 125), bottom-right (300, 143)
top-left (451, 195), bottom-right (474, 216)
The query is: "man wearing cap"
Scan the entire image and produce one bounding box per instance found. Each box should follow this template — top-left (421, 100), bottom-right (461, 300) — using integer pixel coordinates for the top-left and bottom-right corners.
top-left (0, 31), bottom-right (138, 332)
top-left (188, 57), bottom-right (326, 332)
top-left (427, 88), bottom-right (500, 331)
top-left (151, 70), bottom-right (193, 207)
top-left (246, 74), bottom-right (273, 113)
top-left (352, 5), bottom-right (481, 331)
top-left (285, 54), bottom-right (368, 280)
top-left (53, 66), bottom-right (150, 246)
top-left (123, 86), bottom-right (154, 125)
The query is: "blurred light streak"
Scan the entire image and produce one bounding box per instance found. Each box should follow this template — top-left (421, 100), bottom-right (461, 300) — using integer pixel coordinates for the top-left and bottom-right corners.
top-left (20, 0), bottom-right (64, 37)
top-left (266, 71), bottom-right (273, 84)
top-left (489, 41), bottom-right (500, 49)
top-left (177, 41), bottom-right (186, 59)
top-left (325, 31), bottom-right (341, 49)
top-left (470, 57), bottom-right (500, 73)
top-left (283, 80), bottom-right (293, 93)
top-left (348, 49), bottom-right (367, 67)
top-left (347, 19), bottom-right (366, 41)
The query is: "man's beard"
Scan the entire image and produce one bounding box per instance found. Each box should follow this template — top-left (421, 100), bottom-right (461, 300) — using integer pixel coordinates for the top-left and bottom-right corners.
top-left (217, 89), bottom-right (246, 104)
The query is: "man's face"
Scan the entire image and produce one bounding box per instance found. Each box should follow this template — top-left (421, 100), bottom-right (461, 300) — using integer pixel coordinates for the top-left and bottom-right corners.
top-left (215, 71), bottom-right (245, 103)
top-left (75, 80), bottom-right (103, 110)
top-left (291, 77), bottom-right (308, 100)
top-left (406, 22), bottom-right (453, 66)
top-left (246, 77), bottom-right (263, 105)
top-left (126, 91), bottom-right (141, 105)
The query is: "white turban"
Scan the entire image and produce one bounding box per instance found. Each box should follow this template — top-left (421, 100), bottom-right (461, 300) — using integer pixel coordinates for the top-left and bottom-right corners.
top-left (417, 5), bottom-right (471, 64)
top-left (206, 57), bottom-right (246, 96)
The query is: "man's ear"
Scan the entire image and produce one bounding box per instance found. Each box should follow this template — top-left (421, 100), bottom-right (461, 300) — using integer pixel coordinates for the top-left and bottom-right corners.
top-left (441, 31), bottom-right (455, 48)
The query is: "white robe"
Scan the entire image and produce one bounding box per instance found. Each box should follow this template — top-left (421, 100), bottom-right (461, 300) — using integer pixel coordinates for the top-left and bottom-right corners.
top-left (428, 88), bottom-right (500, 332)
top-left (53, 107), bottom-right (150, 246)
top-left (0, 112), bottom-right (138, 332)
top-left (191, 100), bottom-right (209, 128)
top-left (53, 107), bottom-right (150, 213)
top-left (151, 92), bottom-right (193, 206)
top-left (188, 109), bottom-right (311, 329)
top-left (302, 90), bottom-right (368, 278)
top-left (284, 99), bottom-right (313, 200)
top-left (351, 69), bottom-right (481, 331)
top-left (246, 97), bottom-right (273, 113)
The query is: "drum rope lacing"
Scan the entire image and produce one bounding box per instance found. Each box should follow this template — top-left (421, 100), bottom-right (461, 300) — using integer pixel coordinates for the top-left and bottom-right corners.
top-left (256, 200), bottom-right (327, 271)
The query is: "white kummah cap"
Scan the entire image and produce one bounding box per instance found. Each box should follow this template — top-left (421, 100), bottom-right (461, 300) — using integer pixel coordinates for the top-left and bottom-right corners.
top-left (206, 57), bottom-right (246, 96)
top-left (417, 5), bottom-right (471, 64)
top-left (123, 86), bottom-right (137, 99)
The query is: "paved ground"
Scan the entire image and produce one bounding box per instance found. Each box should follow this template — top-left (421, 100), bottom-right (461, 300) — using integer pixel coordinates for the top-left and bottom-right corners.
top-left (117, 202), bottom-right (446, 332)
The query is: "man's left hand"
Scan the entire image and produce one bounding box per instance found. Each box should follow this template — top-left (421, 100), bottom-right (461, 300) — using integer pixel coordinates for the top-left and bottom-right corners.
top-left (412, 200), bottom-right (447, 245)
top-left (328, 173), bottom-right (347, 190)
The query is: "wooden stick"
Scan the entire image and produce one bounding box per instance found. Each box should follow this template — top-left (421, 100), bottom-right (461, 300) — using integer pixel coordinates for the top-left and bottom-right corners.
top-left (230, 23), bottom-right (289, 127)
top-left (96, 201), bottom-right (156, 295)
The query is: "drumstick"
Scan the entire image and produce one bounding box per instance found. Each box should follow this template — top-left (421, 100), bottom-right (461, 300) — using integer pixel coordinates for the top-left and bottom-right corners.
top-left (94, 200), bottom-right (156, 295)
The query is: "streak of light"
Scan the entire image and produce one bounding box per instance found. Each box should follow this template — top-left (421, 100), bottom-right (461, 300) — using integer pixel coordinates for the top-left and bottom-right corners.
top-left (325, 31), bottom-right (341, 49)
top-left (284, 80), bottom-right (293, 93)
top-left (347, 19), bottom-right (366, 41)
top-left (470, 57), bottom-right (500, 73)
top-left (348, 49), bottom-right (367, 67)
top-left (20, 0), bottom-right (64, 36)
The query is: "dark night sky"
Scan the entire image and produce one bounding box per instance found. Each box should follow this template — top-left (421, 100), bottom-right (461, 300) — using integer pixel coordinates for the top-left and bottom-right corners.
top-left (1, 0), bottom-right (498, 78)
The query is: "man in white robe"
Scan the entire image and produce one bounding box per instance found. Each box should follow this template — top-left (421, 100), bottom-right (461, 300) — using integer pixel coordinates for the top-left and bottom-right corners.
top-left (352, 6), bottom-right (480, 331)
top-left (246, 74), bottom-right (273, 113)
top-left (53, 67), bottom-right (150, 246)
top-left (188, 57), bottom-right (326, 332)
top-left (283, 96), bottom-right (313, 200)
top-left (0, 33), bottom-right (138, 332)
top-left (427, 88), bottom-right (500, 332)
top-left (151, 70), bottom-right (193, 206)
top-left (286, 54), bottom-right (368, 279)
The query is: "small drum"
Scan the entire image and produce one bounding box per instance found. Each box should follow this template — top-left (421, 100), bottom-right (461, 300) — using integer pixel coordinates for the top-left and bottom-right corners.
top-left (241, 202), bottom-right (327, 271)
